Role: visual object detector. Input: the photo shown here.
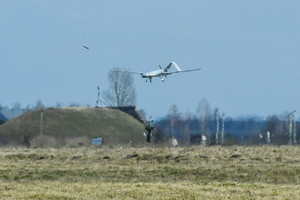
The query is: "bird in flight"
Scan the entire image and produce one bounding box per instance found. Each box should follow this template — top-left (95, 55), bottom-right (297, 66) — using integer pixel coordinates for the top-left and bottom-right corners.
top-left (83, 45), bottom-right (89, 50)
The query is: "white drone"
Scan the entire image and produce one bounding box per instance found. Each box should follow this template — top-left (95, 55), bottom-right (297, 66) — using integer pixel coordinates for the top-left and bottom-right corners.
top-left (114, 61), bottom-right (205, 82)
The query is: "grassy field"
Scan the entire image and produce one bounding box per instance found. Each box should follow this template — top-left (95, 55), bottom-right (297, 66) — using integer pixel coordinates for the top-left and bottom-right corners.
top-left (0, 145), bottom-right (300, 199)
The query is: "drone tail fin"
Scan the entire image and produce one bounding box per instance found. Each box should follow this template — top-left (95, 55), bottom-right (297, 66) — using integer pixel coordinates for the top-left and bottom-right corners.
top-left (171, 61), bottom-right (182, 71)
top-left (164, 62), bottom-right (182, 72)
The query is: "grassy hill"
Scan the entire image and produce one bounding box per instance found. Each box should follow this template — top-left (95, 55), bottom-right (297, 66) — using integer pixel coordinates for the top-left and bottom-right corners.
top-left (0, 107), bottom-right (146, 146)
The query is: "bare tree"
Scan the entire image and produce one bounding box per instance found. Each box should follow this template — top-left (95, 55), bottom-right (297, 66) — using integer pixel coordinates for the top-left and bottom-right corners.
top-left (196, 98), bottom-right (212, 142)
top-left (183, 110), bottom-right (192, 145)
top-left (35, 99), bottom-right (45, 110)
top-left (103, 68), bottom-right (136, 107)
top-left (265, 114), bottom-right (286, 145)
top-left (167, 104), bottom-right (181, 139)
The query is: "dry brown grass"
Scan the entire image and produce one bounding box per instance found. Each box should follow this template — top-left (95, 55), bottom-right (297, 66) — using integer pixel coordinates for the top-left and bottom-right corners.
top-left (0, 145), bottom-right (300, 199)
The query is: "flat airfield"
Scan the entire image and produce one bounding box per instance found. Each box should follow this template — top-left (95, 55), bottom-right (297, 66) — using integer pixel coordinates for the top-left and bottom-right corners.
top-left (0, 145), bottom-right (299, 199)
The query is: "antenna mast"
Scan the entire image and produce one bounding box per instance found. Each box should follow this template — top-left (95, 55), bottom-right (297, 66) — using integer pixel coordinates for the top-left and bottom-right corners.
top-left (215, 108), bottom-right (219, 144)
top-left (293, 111), bottom-right (297, 144)
top-left (221, 113), bottom-right (225, 144)
top-left (40, 110), bottom-right (44, 136)
top-left (96, 86), bottom-right (102, 107)
top-left (288, 110), bottom-right (296, 145)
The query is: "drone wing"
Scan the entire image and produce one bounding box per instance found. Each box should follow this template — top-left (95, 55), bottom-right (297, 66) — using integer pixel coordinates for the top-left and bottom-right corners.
top-left (165, 67), bottom-right (205, 75)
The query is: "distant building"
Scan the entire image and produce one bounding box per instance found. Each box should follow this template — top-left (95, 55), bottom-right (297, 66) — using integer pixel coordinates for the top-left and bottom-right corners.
top-left (107, 106), bottom-right (146, 124)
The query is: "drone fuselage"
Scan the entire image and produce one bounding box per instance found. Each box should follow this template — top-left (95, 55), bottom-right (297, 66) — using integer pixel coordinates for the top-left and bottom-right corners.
top-left (113, 61), bottom-right (204, 83)
top-left (141, 69), bottom-right (164, 78)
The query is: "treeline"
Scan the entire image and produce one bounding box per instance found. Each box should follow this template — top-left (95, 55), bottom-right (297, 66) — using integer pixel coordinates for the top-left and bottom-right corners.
top-left (151, 99), bottom-right (299, 146)
top-left (0, 100), bottom-right (88, 121)
top-left (1, 98), bottom-right (299, 146)
top-left (154, 115), bottom-right (300, 145)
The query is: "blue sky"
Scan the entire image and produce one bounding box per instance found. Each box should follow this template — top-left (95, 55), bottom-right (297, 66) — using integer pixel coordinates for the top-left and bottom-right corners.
top-left (1, 1), bottom-right (299, 119)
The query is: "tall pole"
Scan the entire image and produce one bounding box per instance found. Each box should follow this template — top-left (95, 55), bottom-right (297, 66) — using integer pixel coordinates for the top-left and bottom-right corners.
top-left (96, 86), bottom-right (102, 107)
top-left (215, 108), bottom-right (219, 144)
top-left (40, 110), bottom-right (44, 136)
top-left (201, 109), bottom-right (205, 135)
top-left (293, 111), bottom-right (297, 145)
top-left (221, 113), bottom-right (225, 144)
top-left (289, 113), bottom-right (293, 145)
top-left (288, 110), bottom-right (296, 145)
top-left (286, 117), bottom-right (289, 135)
top-left (100, 87), bottom-right (102, 107)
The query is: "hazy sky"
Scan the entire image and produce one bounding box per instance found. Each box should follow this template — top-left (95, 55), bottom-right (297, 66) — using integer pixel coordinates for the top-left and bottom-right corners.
top-left (1, 1), bottom-right (299, 119)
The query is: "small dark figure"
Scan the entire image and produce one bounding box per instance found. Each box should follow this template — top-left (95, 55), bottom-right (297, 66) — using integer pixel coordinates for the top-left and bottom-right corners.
top-left (22, 132), bottom-right (31, 148)
top-left (145, 125), bottom-right (155, 143)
